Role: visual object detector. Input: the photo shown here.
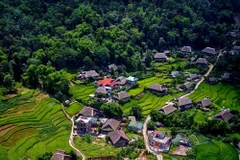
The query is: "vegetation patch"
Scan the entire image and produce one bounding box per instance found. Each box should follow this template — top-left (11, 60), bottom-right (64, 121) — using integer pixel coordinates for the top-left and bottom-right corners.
top-left (66, 102), bottom-right (84, 116)
top-left (70, 85), bottom-right (95, 101)
top-left (194, 110), bottom-right (207, 123)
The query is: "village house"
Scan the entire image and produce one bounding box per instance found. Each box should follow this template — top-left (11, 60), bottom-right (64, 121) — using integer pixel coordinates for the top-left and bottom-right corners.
top-left (154, 52), bottom-right (167, 62)
top-left (180, 82), bottom-right (193, 90)
top-left (201, 47), bottom-right (217, 56)
top-left (172, 134), bottom-right (191, 147)
top-left (96, 77), bottom-right (117, 88)
top-left (51, 150), bottom-right (71, 160)
top-left (223, 50), bottom-right (235, 56)
top-left (214, 109), bottom-right (233, 121)
top-left (106, 64), bottom-right (118, 72)
top-left (198, 98), bottom-right (212, 108)
top-left (195, 58), bottom-right (208, 65)
top-left (170, 71), bottom-right (180, 78)
top-left (75, 116), bottom-right (97, 134)
top-left (95, 87), bottom-right (109, 97)
top-left (113, 91), bottom-right (130, 102)
top-left (128, 120), bottom-right (143, 133)
top-left (207, 77), bottom-right (217, 84)
top-left (126, 76), bottom-right (138, 85)
top-left (78, 106), bottom-right (101, 117)
top-left (181, 46), bottom-right (192, 54)
top-left (101, 119), bottom-right (120, 134)
top-left (221, 73), bottom-right (230, 80)
top-left (147, 84), bottom-right (167, 95)
top-left (149, 131), bottom-right (172, 153)
top-left (233, 46), bottom-right (240, 54)
top-left (115, 76), bottom-right (127, 86)
top-left (158, 105), bottom-right (177, 115)
top-left (108, 130), bottom-right (129, 147)
top-left (188, 73), bottom-right (201, 81)
top-left (77, 70), bottom-right (99, 79)
top-left (178, 97), bottom-right (193, 111)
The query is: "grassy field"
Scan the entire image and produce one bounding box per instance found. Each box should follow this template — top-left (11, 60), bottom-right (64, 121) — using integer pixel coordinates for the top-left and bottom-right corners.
top-left (66, 102), bottom-right (84, 116)
top-left (70, 84), bottom-right (95, 101)
top-left (194, 110), bottom-right (207, 123)
top-left (0, 89), bottom-right (71, 160)
top-left (122, 93), bottom-right (174, 115)
top-left (74, 136), bottom-right (120, 159)
top-left (196, 141), bottom-right (238, 160)
top-left (128, 76), bottom-right (173, 96)
top-left (188, 83), bottom-right (240, 111)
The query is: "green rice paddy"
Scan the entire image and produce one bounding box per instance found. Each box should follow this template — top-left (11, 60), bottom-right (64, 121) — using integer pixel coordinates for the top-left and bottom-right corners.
top-left (66, 102), bottom-right (84, 116)
top-left (188, 83), bottom-right (240, 111)
top-left (196, 141), bottom-right (238, 160)
top-left (0, 90), bottom-right (71, 160)
top-left (70, 84), bottom-right (95, 101)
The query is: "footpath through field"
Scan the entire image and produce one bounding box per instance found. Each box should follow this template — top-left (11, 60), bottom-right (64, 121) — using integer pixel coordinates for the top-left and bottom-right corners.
top-left (142, 51), bottom-right (222, 160)
top-left (61, 104), bottom-right (86, 160)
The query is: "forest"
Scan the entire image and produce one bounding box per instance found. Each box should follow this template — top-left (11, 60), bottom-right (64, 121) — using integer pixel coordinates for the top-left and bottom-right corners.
top-left (0, 0), bottom-right (240, 97)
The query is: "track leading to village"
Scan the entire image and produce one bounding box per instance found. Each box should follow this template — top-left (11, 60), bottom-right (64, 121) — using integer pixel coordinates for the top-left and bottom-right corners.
top-left (142, 51), bottom-right (221, 160)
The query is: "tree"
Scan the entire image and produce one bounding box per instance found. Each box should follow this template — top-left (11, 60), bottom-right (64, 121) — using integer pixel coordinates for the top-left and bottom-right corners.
top-left (100, 103), bottom-right (123, 119)
top-left (130, 106), bottom-right (143, 120)
top-left (37, 152), bottom-right (53, 160)
top-left (147, 120), bottom-right (155, 130)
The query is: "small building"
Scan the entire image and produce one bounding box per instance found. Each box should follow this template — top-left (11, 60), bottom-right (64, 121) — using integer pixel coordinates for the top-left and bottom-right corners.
top-left (198, 98), bottom-right (212, 108)
top-left (126, 76), bottom-right (138, 85)
top-left (79, 106), bottom-right (101, 117)
top-left (115, 76), bottom-right (127, 86)
top-left (75, 116), bottom-right (94, 134)
top-left (149, 131), bottom-right (172, 153)
top-left (181, 46), bottom-right (192, 54)
top-left (201, 47), bottom-right (217, 56)
top-left (128, 120), bottom-right (143, 133)
top-left (77, 70), bottom-right (99, 79)
top-left (154, 53), bottom-right (167, 62)
top-left (95, 87), bottom-right (108, 97)
top-left (172, 134), bottom-right (191, 147)
top-left (195, 58), bottom-right (208, 65)
top-left (101, 119), bottom-right (120, 134)
top-left (214, 109), bottom-right (233, 121)
top-left (180, 82), bottom-right (193, 90)
top-left (207, 77), bottom-right (217, 84)
top-left (147, 84), bottom-right (167, 95)
top-left (170, 71), bottom-right (180, 78)
top-left (159, 105), bottom-right (177, 115)
top-left (233, 46), bottom-right (240, 54)
top-left (109, 130), bottom-right (129, 147)
top-left (97, 77), bottom-right (117, 88)
top-left (113, 91), bottom-right (130, 102)
top-left (178, 97), bottom-right (193, 111)
top-left (128, 116), bottom-right (136, 122)
top-left (188, 74), bottom-right (201, 81)
top-left (51, 149), bottom-right (71, 160)
top-left (63, 100), bottom-right (70, 106)
top-left (221, 73), bottom-right (230, 80)
top-left (106, 64), bottom-right (118, 72)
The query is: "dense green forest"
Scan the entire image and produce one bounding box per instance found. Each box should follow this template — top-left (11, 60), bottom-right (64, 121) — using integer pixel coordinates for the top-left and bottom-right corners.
top-left (0, 0), bottom-right (240, 96)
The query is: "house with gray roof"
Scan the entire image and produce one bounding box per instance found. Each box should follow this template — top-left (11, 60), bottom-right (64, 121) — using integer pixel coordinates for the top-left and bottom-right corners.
top-left (178, 97), bottom-right (193, 111)
top-left (181, 46), bottom-right (192, 54)
top-left (221, 73), bottom-right (230, 80)
top-left (51, 150), bottom-right (71, 160)
top-left (154, 53), bottom-right (167, 62)
top-left (147, 84), bottom-right (167, 95)
top-left (109, 130), bottom-right (129, 147)
top-left (201, 47), bottom-right (217, 56)
top-left (115, 76), bottom-right (127, 86)
top-left (170, 71), bottom-right (180, 78)
top-left (214, 110), bottom-right (233, 121)
top-left (180, 82), bottom-right (193, 90)
top-left (95, 87), bottom-right (108, 96)
top-left (198, 98), bottom-right (212, 108)
top-left (207, 77), bottom-right (217, 84)
top-left (106, 64), bottom-right (118, 72)
top-left (77, 70), bottom-right (99, 79)
top-left (101, 119), bottom-right (120, 134)
top-left (195, 58), bottom-right (208, 65)
top-left (233, 46), bottom-right (240, 54)
top-left (128, 120), bottom-right (143, 133)
top-left (159, 105), bottom-right (177, 115)
top-left (126, 76), bottom-right (138, 85)
top-left (79, 106), bottom-right (101, 117)
top-left (188, 74), bottom-right (201, 81)
top-left (113, 91), bottom-right (130, 102)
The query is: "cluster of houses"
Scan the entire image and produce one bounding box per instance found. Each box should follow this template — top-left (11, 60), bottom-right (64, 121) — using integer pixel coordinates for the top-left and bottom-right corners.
top-left (73, 106), bottom-right (143, 147)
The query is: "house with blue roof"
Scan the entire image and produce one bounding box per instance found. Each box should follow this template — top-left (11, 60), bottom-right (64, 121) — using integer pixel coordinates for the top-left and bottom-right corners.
top-left (128, 120), bottom-right (143, 133)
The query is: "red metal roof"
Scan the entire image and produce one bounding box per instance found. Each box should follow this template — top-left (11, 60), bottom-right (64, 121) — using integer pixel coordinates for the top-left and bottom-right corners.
top-left (97, 77), bottom-right (116, 87)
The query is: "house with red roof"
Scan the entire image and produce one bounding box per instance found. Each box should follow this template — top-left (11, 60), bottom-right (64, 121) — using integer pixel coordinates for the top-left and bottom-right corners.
top-left (96, 77), bottom-right (117, 88)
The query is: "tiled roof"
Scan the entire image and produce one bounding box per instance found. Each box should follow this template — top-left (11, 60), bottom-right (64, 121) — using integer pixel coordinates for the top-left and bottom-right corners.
top-left (95, 87), bottom-right (108, 94)
top-left (79, 107), bottom-right (99, 117)
top-left (178, 97), bottom-right (192, 106)
top-left (101, 119), bottom-right (120, 131)
top-left (214, 110), bottom-right (233, 121)
top-left (109, 130), bottom-right (129, 144)
top-left (181, 46), bottom-right (192, 53)
top-left (148, 84), bottom-right (167, 92)
top-left (97, 77), bottom-right (117, 87)
top-left (159, 105), bottom-right (177, 115)
top-left (201, 47), bottom-right (216, 55)
top-left (154, 53), bottom-right (167, 59)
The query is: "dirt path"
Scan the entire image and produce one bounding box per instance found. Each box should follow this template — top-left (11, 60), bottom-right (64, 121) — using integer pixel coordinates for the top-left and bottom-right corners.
top-left (61, 104), bottom-right (86, 160)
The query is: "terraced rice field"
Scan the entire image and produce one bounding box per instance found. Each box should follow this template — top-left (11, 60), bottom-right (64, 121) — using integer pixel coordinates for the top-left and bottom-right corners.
top-left (196, 141), bottom-right (238, 160)
top-left (122, 93), bottom-right (174, 115)
top-left (155, 60), bottom-right (187, 72)
top-left (70, 84), bottom-right (95, 101)
top-left (128, 76), bottom-right (173, 96)
top-left (74, 136), bottom-right (120, 159)
top-left (66, 102), bottom-right (84, 116)
top-left (188, 83), bottom-right (240, 111)
top-left (0, 89), bottom-right (71, 160)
